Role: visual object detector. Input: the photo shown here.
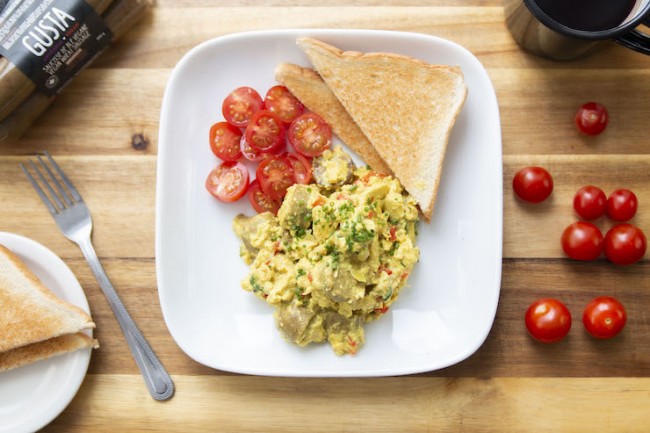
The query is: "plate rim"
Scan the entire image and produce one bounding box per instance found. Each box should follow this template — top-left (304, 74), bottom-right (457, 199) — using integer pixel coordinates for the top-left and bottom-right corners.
top-left (0, 232), bottom-right (93, 433)
top-left (156, 28), bottom-right (503, 377)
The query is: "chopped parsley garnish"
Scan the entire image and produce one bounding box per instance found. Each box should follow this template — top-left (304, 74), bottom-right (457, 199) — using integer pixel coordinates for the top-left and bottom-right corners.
top-left (250, 276), bottom-right (263, 293)
top-left (353, 227), bottom-right (375, 243)
top-left (389, 241), bottom-right (399, 256)
top-left (346, 225), bottom-right (375, 251)
top-left (292, 224), bottom-right (306, 238)
top-left (330, 251), bottom-right (340, 269)
top-left (338, 201), bottom-right (354, 218)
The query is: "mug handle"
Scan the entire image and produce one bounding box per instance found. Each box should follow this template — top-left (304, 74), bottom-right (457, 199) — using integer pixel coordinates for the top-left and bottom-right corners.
top-left (615, 18), bottom-right (650, 54)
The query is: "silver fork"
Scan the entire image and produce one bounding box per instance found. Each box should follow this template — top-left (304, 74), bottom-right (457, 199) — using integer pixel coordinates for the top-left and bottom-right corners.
top-left (20, 152), bottom-right (174, 401)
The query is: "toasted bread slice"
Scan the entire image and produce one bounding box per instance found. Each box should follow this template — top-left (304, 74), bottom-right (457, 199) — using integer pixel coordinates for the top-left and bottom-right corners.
top-left (275, 63), bottom-right (391, 175)
top-left (297, 37), bottom-right (467, 221)
top-left (0, 244), bottom-right (95, 354)
top-left (0, 332), bottom-right (98, 373)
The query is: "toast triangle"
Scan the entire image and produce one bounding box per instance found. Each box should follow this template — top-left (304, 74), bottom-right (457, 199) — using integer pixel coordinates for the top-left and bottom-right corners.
top-left (297, 37), bottom-right (467, 221)
top-left (0, 332), bottom-right (98, 372)
top-left (0, 244), bottom-right (95, 355)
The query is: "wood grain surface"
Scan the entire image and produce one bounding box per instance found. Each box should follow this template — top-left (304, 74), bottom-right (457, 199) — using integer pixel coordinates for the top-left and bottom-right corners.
top-left (1, 1), bottom-right (650, 432)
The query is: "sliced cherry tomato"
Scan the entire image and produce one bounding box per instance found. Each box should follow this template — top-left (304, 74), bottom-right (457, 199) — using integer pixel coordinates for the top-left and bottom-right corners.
top-left (241, 134), bottom-right (276, 162)
top-left (245, 110), bottom-right (286, 154)
top-left (288, 113), bottom-right (332, 157)
top-left (604, 223), bottom-right (647, 265)
top-left (209, 121), bottom-right (243, 162)
top-left (285, 152), bottom-right (312, 185)
top-left (561, 221), bottom-right (604, 261)
top-left (573, 185), bottom-right (606, 220)
top-left (512, 166), bottom-right (553, 203)
top-left (525, 298), bottom-right (572, 343)
top-left (222, 86), bottom-right (264, 128)
top-left (264, 85), bottom-right (304, 124)
top-left (583, 296), bottom-right (627, 339)
top-left (205, 161), bottom-right (249, 202)
top-left (575, 101), bottom-right (608, 136)
top-left (240, 135), bottom-right (264, 162)
top-left (607, 188), bottom-right (638, 222)
top-left (256, 155), bottom-right (295, 201)
top-left (248, 179), bottom-right (282, 215)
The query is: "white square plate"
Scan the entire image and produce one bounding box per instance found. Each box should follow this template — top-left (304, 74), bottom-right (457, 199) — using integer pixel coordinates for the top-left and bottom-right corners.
top-left (156, 29), bottom-right (503, 376)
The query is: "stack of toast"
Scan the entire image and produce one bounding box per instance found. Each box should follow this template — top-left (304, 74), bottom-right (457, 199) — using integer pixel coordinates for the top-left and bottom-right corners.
top-left (0, 245), bottom-right (97, 373)
top-left (276, 37), bottom-right (467, 221)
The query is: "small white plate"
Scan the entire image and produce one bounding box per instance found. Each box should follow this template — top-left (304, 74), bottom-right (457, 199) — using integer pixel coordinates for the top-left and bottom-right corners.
top-left (156, 29), bottom-right (503, 376)
top-left (0, 232), bottom-right (93, 433)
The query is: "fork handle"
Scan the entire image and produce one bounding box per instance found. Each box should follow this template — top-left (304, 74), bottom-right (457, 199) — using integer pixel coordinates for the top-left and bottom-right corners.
top-left (77, 238), bottom-right (175, 401)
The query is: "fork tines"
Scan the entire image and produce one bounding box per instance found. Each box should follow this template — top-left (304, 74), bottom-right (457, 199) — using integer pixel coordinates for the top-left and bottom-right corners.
top-left (20, 151), bottom-right (83, 216)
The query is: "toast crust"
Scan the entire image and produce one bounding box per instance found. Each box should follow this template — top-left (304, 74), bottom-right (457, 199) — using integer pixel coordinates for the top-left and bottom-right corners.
top-left (297, 37), bottom-right (467, 221)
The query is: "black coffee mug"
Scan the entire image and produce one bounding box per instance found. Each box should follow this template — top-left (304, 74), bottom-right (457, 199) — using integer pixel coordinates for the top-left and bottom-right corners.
top-left (504, 0), bottom-right (650, 60)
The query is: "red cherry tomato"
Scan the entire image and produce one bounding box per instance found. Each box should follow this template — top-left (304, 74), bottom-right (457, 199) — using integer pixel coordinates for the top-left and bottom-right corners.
top-left (607, 188), bottom-right (638, 222)
top-left (525, 298), bottom-right (572, 343)
top-left (222, 86), bottom-right (264, 128)
top-left (264, 85), bottom-right (305, 124)
top-left (583, 296), bottom-right (627, 339)
top-left (240, 135), bottom-right (270, 162)
top-left (512, 166), bottom-right (553, 203)
top-left (288, 113), bottom-right (332, 157)
top-left (205, 161), bottom-right (249, 202)
top-left (561, 221), bottom-right (604, 261)
top-left (256, 155), bottom-right (295, 201)
top-left (575, 101), bottom-right (608, 136)
top-left (248, 179), bottom-right (282, 215)
top-left (573, 185), bottom-right (606, 220)
top-left (209, 122), bottom-right (242, 162)
top-left (245, 110), bottom-right (286, 154)
top-left (604, 223), bottom-right (647, 265)
top-left (285, 152), bottom-right (312, 185)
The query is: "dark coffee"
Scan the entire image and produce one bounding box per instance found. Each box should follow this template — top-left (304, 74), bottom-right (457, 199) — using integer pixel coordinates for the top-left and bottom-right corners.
top-left (534, 0), bottom-right (637, 31)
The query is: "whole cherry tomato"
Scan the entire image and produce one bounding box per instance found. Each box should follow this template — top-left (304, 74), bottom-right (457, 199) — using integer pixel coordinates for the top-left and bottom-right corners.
top-left (583, 296), bottom-right (627, 339)
top-left (573, 185), bottom-right (606, 220)
top-left (575, 101), bottom-right (608, 136)
top-left (607, 188), bottom-right (638, 222)
top-left (525, 298), bottom-right (572, 343)
top-left (561, 221), bottom-right (604, 261)
top-left (222, 86), bottom-right (264, 128)
top-left (604, 223), bottom-right (647, 265)
top-left (512, 166), bottom-right (553, 203)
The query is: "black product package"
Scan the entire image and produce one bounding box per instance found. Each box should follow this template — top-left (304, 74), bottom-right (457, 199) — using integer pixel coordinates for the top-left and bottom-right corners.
top-left (0, 0), bottom-right (113, 96)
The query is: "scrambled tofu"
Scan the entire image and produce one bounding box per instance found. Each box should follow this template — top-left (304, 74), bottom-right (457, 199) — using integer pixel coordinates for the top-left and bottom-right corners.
top-left (233, 149), bottom-right (420, 355)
